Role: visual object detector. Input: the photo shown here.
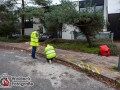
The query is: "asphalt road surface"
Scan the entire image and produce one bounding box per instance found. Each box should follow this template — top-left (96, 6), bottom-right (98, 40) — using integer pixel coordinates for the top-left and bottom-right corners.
top-left (0, 49), bottom-right (116, 90)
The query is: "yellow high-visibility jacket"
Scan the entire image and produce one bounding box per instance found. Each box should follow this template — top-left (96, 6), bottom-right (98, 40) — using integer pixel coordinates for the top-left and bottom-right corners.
top-left (44, 44), bottom-right (56, 59)
top-left (30, 31), bottom-right (39, 46)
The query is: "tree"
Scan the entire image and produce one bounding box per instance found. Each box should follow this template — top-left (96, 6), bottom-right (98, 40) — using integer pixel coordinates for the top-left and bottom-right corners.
top-left (11, 0), bottom-right (49, 35)
top-left (44, 5), bottom-right (63, 36)
top-left (20, 0), bottom-right (49, 35)
top-left (43, 0), bottom-right (106, 46)
top-left (0, 0), bottom-right (21, 36)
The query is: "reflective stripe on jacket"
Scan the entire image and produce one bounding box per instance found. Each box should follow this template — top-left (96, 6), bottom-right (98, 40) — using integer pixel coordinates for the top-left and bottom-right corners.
top-left (30, 31), bottom-right (39, 46)
top-left (44, 45), bottom-right (56, 59)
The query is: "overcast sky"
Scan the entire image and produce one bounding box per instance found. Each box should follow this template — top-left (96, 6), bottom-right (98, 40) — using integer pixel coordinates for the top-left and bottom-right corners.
top-left (51, 0), bottom-right (120, 14)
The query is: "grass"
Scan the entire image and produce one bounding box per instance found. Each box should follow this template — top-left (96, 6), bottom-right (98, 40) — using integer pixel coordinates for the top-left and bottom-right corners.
top-left (44, 41), bottom-right (99, 54)
top-left (0, 37), bottom-right (119, 56)
top-left (54, 43), bottom-right (99, 54)
top-left (113, 66), bottom-right (119, 71)
top-left (44, 38), bottom-right (119, 56)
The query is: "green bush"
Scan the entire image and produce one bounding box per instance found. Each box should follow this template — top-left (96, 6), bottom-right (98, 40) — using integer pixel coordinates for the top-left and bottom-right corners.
top-left (44, 38), bottom-right (87, 44)
top-left (15, 38), bottom-right (29, 42)
top-left (0, 37), bottom-right (29, 42)
top-left (91, 38), bottom-right (119, 56)
top-left (110, 46), bottom-right (119, 56)
top-left (22, 35), bottom-right (30, 40)
top-left (54, 43), bottom-right (99, 54)
top-left (91, 38), bottom-right (112, 47)
top-left (0, 37), bottom-right (14, 42)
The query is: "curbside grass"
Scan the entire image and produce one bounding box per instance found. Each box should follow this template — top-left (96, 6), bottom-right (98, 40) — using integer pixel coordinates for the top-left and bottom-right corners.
top-left (0, 37), bottom-right (119, 56)
top-left (44, 38), bottom-right (119, 56)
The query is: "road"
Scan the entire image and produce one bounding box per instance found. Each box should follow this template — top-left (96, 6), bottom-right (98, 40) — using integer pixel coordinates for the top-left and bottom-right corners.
top-left (0, 49), bottom-right (116, 90)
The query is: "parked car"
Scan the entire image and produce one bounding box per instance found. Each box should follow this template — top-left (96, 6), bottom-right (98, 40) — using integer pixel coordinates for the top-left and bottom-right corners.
top-left (39, 33), bottom-right (53, 41)
top-left (12, 34), bottom-right (21, 38)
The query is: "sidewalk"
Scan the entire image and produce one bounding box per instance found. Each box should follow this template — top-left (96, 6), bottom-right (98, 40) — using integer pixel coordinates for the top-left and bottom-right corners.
top-left (0, 41), bottom-right (120, 82)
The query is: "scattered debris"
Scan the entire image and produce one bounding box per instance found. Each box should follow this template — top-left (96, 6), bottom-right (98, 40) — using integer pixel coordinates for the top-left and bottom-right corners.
top-left (51, 77), bottom-right (56, 79)
top-left (32, 69), bottom-right (37, 72)
top-left (54, 82), bottom-right (58, 84)
top-left (21, 50), bottom-right (23, 52)
top-left (49, 74), bottom-right (52, 76)
top-left (61, 72), bottom-right (69, 77)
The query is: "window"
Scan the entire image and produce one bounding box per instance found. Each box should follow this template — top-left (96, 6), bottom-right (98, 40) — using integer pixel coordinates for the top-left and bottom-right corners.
top-left (80, 6), bottom-right (103, 12)
top-left (39, 27), bottom-right (43, 33)
top-left (24, 18), bottom-right (33, 28)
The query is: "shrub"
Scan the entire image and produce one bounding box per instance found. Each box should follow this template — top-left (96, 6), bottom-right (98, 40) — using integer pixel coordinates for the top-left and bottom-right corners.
top-left (0, 37), bottom-right (14, 42)
top-left (0, 36), bottom-right (30, 42)
top-left (15, 38), bottom-right (29, 42)
top-left (22, 35), bottom-right (30, 40)
top-left (44, 38), bottom-right (87, 44)
top-left (0, 37), bottom-right (8, 41)
top-left (91, 38), bottom-right (119, 56)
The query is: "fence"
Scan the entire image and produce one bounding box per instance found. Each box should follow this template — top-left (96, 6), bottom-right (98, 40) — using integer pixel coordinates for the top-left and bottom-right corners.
top-left (77, 32), bottom-right (114, 42)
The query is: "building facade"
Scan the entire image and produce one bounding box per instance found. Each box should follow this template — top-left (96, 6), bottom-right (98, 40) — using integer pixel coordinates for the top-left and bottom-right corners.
top-left (62, 0), bottom-right (108, 40)
top-left (108, 13), bottom-right (120, 40)
top-left (24, 17), bottom-right (46, 35)
top-left (24, 0), bottom-right (109, 40)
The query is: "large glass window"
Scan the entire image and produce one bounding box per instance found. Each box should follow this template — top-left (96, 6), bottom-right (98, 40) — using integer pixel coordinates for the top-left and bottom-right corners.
top-left (80, 6), bottom-right (103, 12)
top-left (24, 18), bottom-right (33, 28)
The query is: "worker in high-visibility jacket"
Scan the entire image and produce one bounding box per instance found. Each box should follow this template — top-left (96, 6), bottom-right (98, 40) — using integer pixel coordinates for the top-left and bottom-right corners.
top-left (30, 30), bottom-right (40, 59)
top-left (44, 44), bottom-right (56, 64)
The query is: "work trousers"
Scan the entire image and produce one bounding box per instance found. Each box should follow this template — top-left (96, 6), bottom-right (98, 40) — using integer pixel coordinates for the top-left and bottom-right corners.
top-left (31, 46), bottom-right (37, 58)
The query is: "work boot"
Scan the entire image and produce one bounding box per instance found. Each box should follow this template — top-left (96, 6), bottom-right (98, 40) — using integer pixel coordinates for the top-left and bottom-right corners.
top-left (49, 60), bottom-right (51, 64)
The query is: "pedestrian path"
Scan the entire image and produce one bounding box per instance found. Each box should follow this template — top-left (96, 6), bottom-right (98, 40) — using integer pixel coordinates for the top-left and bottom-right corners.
top-left (0, 41), bottom-right (120, 83)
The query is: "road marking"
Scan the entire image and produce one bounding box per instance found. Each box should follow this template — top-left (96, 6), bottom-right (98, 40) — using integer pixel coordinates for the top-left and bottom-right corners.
top-left (93, 66), bottom-right (100, 74)
top-left (58, 54), bottom-right (100, 74)
top-left (80, 61), bottom-right (85, 69)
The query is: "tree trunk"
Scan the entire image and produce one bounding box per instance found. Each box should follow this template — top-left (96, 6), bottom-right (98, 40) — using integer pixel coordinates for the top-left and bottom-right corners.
top-left (84, 33), bottom-right (92, 47)
top-left (22, 16), bottom-right (24, 35)
top-left (79, 27), bottom-right (92, 47)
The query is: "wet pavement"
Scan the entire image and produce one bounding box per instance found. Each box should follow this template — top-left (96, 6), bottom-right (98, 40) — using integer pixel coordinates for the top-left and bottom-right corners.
top-left (0, 41), bottom-right (120, 83)
top-left (0, 49), bottom-right (116, 90)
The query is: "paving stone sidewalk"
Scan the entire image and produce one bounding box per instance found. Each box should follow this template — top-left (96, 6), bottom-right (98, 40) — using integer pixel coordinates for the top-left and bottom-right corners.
top-left (0, 41), bottom-right (120, 82)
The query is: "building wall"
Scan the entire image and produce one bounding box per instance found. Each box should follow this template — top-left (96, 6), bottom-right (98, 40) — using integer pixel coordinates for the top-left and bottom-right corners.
top-left (103, 0), bottom-right (108, 31)
top-left (73, 1), bottom-right (79, 11)
top-left (62, 24), bottom-right (79, 39)
top-left (108, 13), bottom-right (120, 40)
top-left (62, 0), bottom-right (108, 40)
top-left (62, 1), bottom-right (80, 40)
top-left (24, 1), bottom-right (108, 40)
top-left (24, 28), bottom-right (33, 35)
top-left (24, 17), bottom-right (46, 35)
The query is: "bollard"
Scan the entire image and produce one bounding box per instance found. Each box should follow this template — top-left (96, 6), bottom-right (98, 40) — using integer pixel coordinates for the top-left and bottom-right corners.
top-left (7, 35), bottom-right (9, 39)
top-left (118, 54), bottom-right (120, 71)
top-left (110, 33), bottom-right (114, 43)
